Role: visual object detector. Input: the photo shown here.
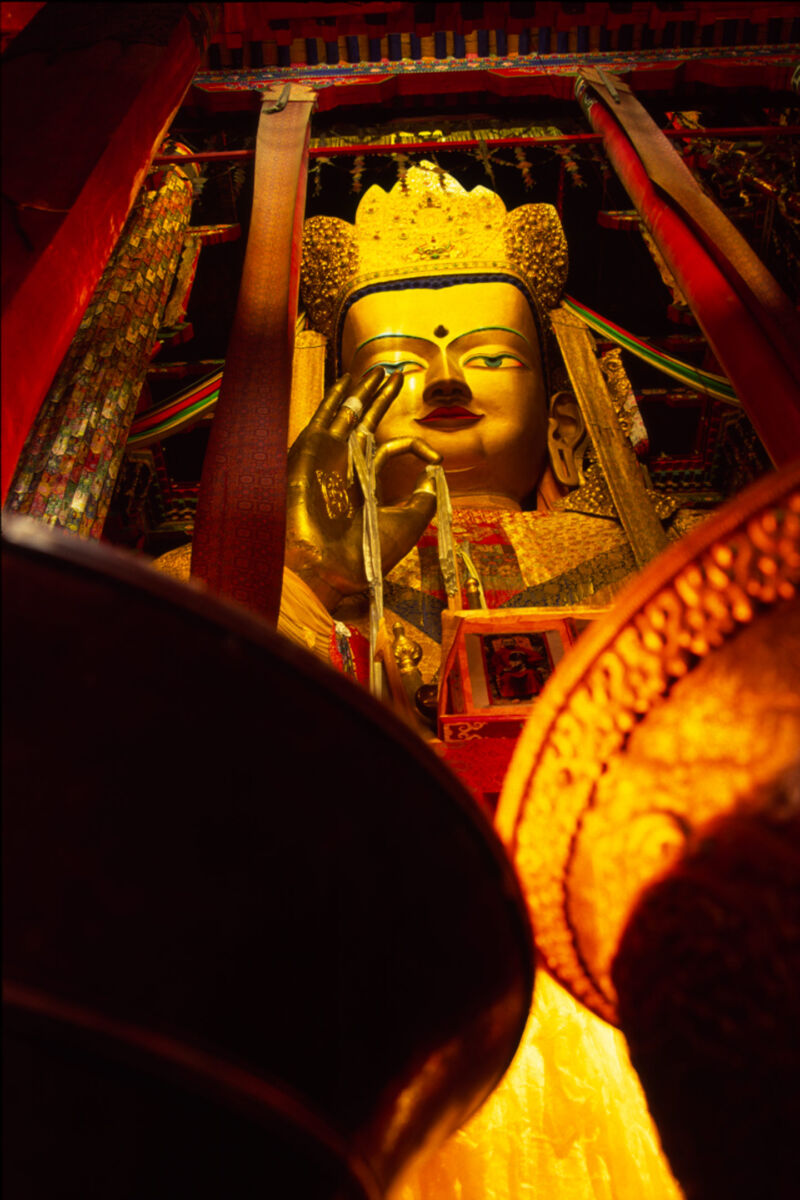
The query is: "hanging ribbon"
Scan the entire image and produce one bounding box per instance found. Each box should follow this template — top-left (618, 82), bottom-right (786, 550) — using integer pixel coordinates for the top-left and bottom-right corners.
top-left (563, 297), bottom-right (739, 404)
top-left (349, 429), bottom-right (384, 698)
top-left (434, 465), bottom-right (460, 603)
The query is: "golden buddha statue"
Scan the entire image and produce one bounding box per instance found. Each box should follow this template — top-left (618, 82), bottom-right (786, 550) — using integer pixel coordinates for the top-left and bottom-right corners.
top-left (276, 162), bottom-right (695, 699)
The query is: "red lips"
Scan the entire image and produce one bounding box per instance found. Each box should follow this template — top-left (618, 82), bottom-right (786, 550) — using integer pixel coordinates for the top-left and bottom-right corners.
top-left (418, 406), bottom-right (480, 422)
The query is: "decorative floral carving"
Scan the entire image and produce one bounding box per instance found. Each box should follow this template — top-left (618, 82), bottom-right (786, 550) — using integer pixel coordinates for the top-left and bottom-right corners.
top-left (300, 162), bottom-right (568, 342)
top-left (445, 721), bottom-right (489, 742)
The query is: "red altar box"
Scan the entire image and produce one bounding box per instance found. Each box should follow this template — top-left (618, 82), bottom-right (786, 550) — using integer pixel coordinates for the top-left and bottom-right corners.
top-left (436, 607), bottom-right (607, 811)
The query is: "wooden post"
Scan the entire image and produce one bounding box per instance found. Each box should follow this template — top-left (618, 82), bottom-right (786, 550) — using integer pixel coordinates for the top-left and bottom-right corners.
top-left (550, 305), bottom-right (670, 570)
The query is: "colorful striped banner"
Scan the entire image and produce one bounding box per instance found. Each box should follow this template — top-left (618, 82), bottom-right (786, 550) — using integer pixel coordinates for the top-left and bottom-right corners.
top-left (562, 296), bottom-right (739, 404)
top-left (127, 371), bottom-right (222, 447)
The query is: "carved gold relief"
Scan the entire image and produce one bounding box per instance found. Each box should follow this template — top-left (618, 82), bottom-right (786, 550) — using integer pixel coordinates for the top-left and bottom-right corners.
top-left (300, 161), bottom-right (568, 344)
top-left (315, 468), bottom-right (354, 520)
top-left (497, 464), bottom-right (800, 1025)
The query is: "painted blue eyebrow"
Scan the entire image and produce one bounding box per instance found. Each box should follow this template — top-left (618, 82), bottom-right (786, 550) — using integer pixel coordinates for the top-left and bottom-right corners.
top-left (354, 326), bottom-right (532, 354)
top-left (460, 326), bottom-right (532, 345)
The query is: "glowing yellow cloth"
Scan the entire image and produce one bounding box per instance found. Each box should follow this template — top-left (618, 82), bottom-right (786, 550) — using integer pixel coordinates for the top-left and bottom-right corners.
top-left (399, 970), bottom-right (682, 1200)
top-left (276, 567), bottom-right (336, 661)
top-left (151, 549), bottom-right (336, 665)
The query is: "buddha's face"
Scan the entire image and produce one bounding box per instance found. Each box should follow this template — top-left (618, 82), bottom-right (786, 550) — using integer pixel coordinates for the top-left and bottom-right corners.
top-left (340, 281), bottom-right (548, 506)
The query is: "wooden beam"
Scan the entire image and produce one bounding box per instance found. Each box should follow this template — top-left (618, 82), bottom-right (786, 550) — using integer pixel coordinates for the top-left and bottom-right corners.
top-left (550, 306), bottom-right (670, 570)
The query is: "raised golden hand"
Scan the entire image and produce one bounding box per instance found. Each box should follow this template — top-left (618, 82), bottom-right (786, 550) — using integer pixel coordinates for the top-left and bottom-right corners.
top-left (285, 367), bottom-right (442, 611)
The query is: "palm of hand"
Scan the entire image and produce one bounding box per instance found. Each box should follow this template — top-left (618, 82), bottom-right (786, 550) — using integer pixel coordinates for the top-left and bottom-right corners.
top-left (285, 369), bottom-right (441, 612)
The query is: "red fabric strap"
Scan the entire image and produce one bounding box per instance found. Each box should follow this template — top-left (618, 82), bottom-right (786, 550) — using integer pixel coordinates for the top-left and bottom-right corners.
top-left (191, 85), bottom-right (316, 620)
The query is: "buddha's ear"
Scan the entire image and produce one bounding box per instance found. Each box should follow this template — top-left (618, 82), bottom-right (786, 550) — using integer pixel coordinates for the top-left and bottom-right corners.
top-left (547, 391), bottom-right (587, 487)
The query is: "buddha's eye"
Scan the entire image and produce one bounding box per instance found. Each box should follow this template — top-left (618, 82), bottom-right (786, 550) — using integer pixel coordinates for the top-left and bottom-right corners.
top-left (372, 360), bottom-right (423, 376)
top-left (464, 354), bottom-right (525, 370)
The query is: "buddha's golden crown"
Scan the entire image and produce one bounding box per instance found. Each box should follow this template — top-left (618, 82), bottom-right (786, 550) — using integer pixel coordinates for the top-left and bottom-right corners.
top-left (300, 162), bottom-right (568, 343)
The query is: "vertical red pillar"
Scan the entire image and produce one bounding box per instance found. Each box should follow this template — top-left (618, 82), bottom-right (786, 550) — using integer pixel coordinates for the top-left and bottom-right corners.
top-left (1, 3), bottom-right (218, 503)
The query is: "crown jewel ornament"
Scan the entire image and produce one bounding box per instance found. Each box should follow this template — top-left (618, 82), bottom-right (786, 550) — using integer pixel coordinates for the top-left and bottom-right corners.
top-left (300, 162), bottom-right (569, 345)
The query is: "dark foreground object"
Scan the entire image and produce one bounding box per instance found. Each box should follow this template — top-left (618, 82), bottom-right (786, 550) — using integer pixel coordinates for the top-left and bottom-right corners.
top-left (614, 796), bottom-right (800, 1200)
top-left (2, 516), bottom-right (534, 1199)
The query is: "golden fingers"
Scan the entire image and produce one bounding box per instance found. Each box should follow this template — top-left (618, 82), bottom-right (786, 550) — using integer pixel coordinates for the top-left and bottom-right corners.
top-left (328, 367), bottom-right (403, 439)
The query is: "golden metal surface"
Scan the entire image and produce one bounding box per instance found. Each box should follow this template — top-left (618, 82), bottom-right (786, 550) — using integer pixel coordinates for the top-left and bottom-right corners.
top-left (374, 619), bottom-right (422, 732)
top-left (599, 348), bottom-right (635, 442)
top-left (284, 369), bottom-right (438, 613)
top-left (300, 162), bottom-right (567, 343)
top-left (389, 622), bottom-right (426, 722)
top-left (557, 346), bottom-right (682, 522)
top-left (290, 159), bottom-right (702, 1200)
top-left (315, 468), bottom-right (354, 520)
top-left (289, 329), bottom-right (327, 448)
top-left (290, 163), bottom-right (679, 619)
top-left (391, 621), bottom-right (423, 674)
top-left (340, 281), bottom-right (549, 508)
top-left (463, 578), bottom-right (482, 608)
top-left (497, 462), bottom-right (800, 1025)
top-left (550, 305), bottom-right (670, 570)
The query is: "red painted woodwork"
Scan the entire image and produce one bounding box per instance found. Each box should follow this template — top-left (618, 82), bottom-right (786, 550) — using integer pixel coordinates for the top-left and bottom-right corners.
top-left (152, 127), bottom-right (800, 167)
top-left (207, 2), bottom-right (796, 46)
top-left (188, 52), bottom-right (800, 117)
top-left (1, 3), bottom-right (218, 503)
top-left (435, 608), bottom-right (595, 814)
top-left (579, 84), bottom-right (800, 467)
top-left (0, 2), bottom-right (46, 53)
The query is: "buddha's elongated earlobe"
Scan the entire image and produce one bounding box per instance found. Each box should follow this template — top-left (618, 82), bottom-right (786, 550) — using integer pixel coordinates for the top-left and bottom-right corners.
top-left (547, 390), bottom-right (587, 487)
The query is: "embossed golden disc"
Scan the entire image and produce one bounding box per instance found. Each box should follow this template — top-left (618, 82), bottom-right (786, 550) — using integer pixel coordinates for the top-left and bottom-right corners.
top-left (496, 460), bottom-right (800, 1026)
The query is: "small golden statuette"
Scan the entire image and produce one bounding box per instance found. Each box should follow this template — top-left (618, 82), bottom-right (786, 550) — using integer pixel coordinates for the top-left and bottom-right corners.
top-left (315, 469), bottom-right (354, 520)
top-left (391, 621), bottom-right (423, 676)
